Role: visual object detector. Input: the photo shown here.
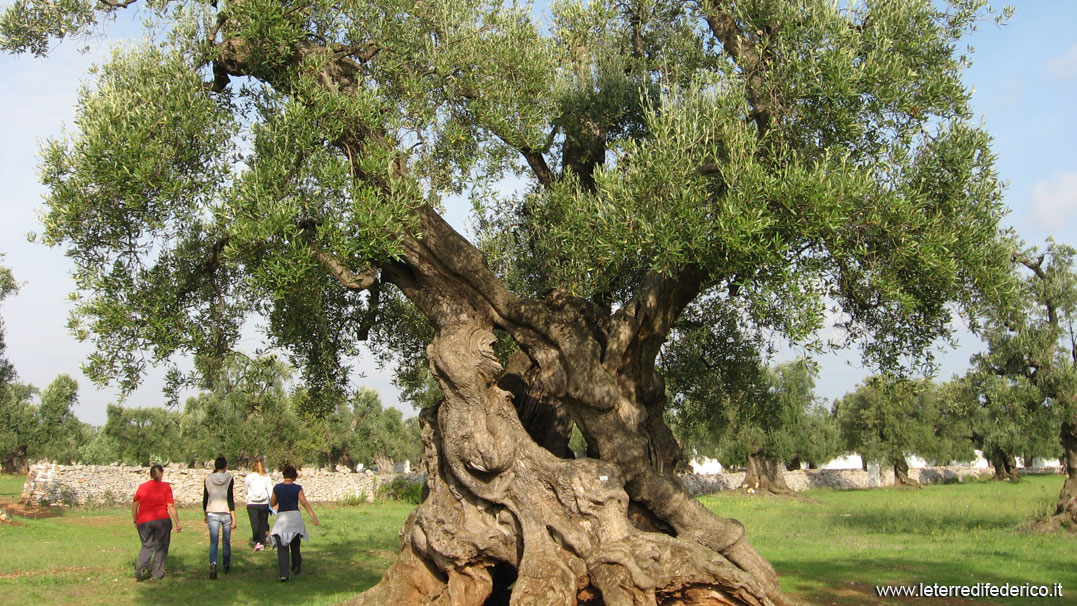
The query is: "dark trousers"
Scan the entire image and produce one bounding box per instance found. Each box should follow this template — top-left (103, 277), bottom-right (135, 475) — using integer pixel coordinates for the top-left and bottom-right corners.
top-left (247, 504), bottom-right (270, 544)
top-left (274, 535), bottom-right (301, 578)
top-left (136, 518), bottom-right (172, 579)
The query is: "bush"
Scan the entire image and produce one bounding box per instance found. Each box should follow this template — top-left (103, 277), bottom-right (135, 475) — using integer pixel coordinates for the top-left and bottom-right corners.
top-left (340, 492), bottom-right (369, 506)
top-left (377, 477), bottom-right (423, 504)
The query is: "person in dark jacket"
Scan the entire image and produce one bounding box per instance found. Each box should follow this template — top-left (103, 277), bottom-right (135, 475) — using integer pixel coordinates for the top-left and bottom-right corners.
top-left (203, 456), bottom-right (236, 579)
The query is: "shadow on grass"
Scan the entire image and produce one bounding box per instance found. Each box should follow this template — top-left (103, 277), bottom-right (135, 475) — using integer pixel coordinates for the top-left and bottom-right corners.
top-left (132, 533), bottom-right (393, 604)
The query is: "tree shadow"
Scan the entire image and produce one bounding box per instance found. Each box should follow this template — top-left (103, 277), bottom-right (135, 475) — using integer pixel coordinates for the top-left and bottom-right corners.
top-left (133, 533), bottom-right (390, 604)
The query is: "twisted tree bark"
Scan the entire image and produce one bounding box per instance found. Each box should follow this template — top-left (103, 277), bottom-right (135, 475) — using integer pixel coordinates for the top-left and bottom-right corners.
top-left (892, 457), bottom-right (920, 489)
top-left (986, 449), bottom-right (1020, 482)
top-left (347, 208), bottom-right (793, 605)
top-left (741, 453), bottom-right (794, 497)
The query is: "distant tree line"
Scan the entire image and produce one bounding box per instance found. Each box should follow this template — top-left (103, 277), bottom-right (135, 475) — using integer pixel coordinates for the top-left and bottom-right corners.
top-left (1, 355), bottom-right (421, 473)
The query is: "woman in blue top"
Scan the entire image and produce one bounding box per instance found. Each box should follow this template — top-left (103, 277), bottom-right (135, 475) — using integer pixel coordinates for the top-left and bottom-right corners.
top-left (269, 465), bottom-right (319, 581)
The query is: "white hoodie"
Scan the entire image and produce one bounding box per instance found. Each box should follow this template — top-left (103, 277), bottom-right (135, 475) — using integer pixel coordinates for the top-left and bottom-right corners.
top-left (244, 472), bottom-right (273, 506)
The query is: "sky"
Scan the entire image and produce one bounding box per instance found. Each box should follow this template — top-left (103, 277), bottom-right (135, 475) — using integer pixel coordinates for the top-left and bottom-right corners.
top-left (1, 2), bottom-right (1075, 426)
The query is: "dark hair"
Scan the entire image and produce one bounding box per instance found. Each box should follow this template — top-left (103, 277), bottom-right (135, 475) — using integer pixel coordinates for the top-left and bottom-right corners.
top-left (150, 464), bottom-right (164, 481)
top-left (281, 464), bottom-right (298, 480)
top-left (214, 456), bottom-right (228, 472)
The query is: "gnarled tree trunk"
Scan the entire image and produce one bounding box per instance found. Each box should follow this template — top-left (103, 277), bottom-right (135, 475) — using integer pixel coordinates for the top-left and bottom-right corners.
top-left (1033, 420), bottom-right (1077, 532)
top-left (986, 449), bottom-right (1020, 482)
top-left (1, 446), bottom-right (28, 475)
top-left (892, 457), bottom-right (920, 488)
top-left (347, 208), bottom-right (792, 605)
top-left (741, 453), bottom-right (794, 496)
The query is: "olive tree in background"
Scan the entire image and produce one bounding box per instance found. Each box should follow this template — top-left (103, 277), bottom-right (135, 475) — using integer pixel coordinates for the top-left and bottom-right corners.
top-left (2, 0), bottom-right (1015, 602)
top-left (944, 372), bottom-right (1060, 482)
top-left (664, 308), bottom-right (840, 495)
top-left (972, 241), bottom-right (1077, 530)
top-left (835, 376), bottom-right (973, 488)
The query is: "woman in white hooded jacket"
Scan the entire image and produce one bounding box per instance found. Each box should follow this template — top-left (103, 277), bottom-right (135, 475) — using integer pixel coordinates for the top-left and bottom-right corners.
top-left (244, 460), bottom-right (273, 550)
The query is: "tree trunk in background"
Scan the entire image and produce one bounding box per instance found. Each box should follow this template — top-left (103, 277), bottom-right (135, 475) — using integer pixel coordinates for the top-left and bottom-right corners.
top-left (987, 449), bottom-right (1020, 481)
top-left (785, 456), bottom-right (801, 472)
top-left (374, 453), bottom-right (394, 476)
top-left (1031, 420), bottom-right (1077, 531)
top-left (893, 457), bottom-right (920, 488)
top-left (741, 453), bottom-right (794, 496)
top-left (1, 447), bottom-right (28, 475)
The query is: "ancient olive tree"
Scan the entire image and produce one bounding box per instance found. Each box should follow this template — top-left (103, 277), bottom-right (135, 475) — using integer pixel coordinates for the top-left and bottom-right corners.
top-left (102, 403), bottom-right (183, 466)
top-left (178, 354), bottom-right (306, 467)
top-left (301, 386), bottom-right (422, 470)
top-left (0, 375), bottom-right (91, 471)
top-left (944, 372), bottom-right (1059, 481)
top-left (835, 376), bottom-right (973, 487)
top-left (973, 241), bottom-right (1077, 530)
top-left (663, 316), bottom-right (840, 496)
top-left (3, 0), bottom-right (1014, 603)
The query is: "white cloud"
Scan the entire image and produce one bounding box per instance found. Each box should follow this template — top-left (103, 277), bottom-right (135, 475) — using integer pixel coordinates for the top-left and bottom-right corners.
top-left (1048, 43), bottom-right (1077, 81)
top-left (1026, 171), bottom-right (1077, 232)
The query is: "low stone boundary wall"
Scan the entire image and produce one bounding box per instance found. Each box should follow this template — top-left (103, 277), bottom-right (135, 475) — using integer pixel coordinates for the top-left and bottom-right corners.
top-left (679, 465), bottom-right (1002, 496)
top-left (22, 463), bottom-right (1053, 506)
top-left (20, 463), bottom-right (422, 507)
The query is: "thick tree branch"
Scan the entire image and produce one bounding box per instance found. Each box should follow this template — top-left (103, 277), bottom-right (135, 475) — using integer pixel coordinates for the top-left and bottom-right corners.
top-left (701, 1), bottom-right (773, 133)
top-left (314, 249), bottom-right (379, 292)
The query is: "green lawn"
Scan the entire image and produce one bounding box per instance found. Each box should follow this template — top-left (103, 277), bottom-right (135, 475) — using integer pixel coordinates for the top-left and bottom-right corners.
top-left (0, 473), bottom-right (24, 499)
top-left (703, 475), bottom-right (1076, 605)
top-left (1, 473), bottom-right (1074, 605)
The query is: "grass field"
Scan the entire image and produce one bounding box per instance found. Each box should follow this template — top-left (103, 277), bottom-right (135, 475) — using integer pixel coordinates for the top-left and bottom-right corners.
top-left (1, 473), bottom-right (1074, 605)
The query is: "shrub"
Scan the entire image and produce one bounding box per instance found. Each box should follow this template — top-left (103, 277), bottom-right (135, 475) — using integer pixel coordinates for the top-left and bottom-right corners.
top-left (377, 477), bottom-right (423, 504)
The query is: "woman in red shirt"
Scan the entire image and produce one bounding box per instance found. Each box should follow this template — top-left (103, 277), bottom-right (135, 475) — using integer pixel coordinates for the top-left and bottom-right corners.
top-left (132, 465), bottom-right (182, 580)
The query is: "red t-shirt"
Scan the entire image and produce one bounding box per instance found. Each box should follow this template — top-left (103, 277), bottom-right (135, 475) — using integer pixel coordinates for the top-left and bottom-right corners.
top-left (134, 480), bottom-right (174, 524)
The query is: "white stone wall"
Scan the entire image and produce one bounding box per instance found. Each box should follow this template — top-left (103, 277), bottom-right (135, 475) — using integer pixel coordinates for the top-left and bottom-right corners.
top-left (680, 465), bottom-right (1001, 496)
top-left (20, 463), bottom-right (416, 507)
top-left (21, 462), bottom-right (1056, 506)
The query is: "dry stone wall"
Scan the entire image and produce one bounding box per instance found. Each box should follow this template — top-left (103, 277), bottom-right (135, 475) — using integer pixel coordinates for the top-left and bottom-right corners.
top-left (22, 462), bottom-right (1015, 507)
top-left (21, 463), bottom-right (419, 507)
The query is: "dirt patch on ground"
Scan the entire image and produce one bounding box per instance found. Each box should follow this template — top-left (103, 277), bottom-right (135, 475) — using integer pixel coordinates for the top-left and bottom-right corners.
top-left (0, 496), bottom-right (63, 519)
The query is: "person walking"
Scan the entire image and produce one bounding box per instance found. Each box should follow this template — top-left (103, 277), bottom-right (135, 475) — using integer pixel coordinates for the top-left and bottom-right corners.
top-left (132, 464), bottom-right (182, 581)
top-left (244, 459), bottom-right (273, 550)
top-left (203, 456), bottom-right (236, 579)
top-left (269, 465), bottom-right (319, 582)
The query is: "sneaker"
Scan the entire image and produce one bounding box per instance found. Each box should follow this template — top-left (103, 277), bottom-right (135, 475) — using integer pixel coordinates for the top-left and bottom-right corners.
top-left (280, 576), bottom-right (288, 582)
top-left (210, 563), bottom-right (218, 580)
top-left (135, 568), bottom-right (147, 582)
top-left (223, 561), bottom-right (231, 574)
top-left (292, 564), bottom-right (301, 576)
top-left (253, 543), bottom-right (265, 551)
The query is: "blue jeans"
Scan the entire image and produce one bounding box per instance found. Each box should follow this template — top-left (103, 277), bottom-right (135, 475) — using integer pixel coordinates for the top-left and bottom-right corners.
top-left (206, 512), bottom-right (232, 565)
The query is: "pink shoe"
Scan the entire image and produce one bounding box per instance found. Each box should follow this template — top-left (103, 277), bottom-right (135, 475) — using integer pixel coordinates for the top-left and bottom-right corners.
top-left (254, 543), bottom-right (265, 551)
